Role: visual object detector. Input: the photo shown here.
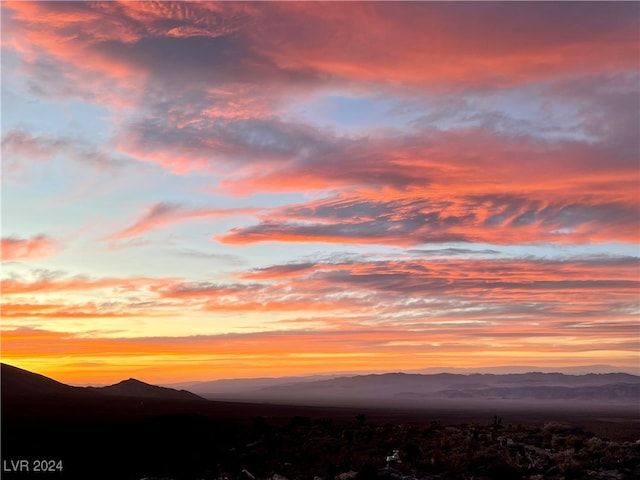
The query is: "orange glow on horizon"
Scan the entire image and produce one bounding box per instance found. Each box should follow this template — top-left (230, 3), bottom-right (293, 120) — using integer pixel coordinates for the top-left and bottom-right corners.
top-left (2, 326), bottom-right (638, 385)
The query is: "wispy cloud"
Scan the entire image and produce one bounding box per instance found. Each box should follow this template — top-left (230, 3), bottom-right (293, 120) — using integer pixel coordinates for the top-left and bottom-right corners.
top-left (1, 270), bottom-right (180, 295)
top-left (1, 234), bottom-right (56, 261)
top-left (217, 194), bottom-right (639, 246)
top-left (2, 129), bottom-right (126, 170)
top-left (103, 202), bottom-right (259, 242)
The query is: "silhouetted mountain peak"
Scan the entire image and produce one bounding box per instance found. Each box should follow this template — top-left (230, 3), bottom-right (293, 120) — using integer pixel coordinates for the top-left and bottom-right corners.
top-left (92, 377), bottom-right (204, 401)
top-left (116, 378), bottom-right (147, 386)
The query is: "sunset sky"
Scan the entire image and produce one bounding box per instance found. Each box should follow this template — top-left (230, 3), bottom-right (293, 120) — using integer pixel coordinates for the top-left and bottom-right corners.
top-left (1, 1), bottom-right (639, 385)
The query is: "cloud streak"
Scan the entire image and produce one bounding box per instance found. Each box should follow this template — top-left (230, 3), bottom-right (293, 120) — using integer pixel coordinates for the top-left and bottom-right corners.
top-left (5, 252), bottom-right (637, 326)
top-left (103, 202), bottom-right (259, 242)
top-left (218, 194), bottom-right (639, 246)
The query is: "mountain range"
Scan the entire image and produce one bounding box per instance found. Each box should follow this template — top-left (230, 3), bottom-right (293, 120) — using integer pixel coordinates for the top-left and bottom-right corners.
top-left (170, 371), bottom-right (640, 409)
top-left (3, 363), bottom-right (639, 411)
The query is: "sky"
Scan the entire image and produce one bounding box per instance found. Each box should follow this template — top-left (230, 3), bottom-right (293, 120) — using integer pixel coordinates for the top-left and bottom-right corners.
top-left (1, 1), bottom-right (639, 385)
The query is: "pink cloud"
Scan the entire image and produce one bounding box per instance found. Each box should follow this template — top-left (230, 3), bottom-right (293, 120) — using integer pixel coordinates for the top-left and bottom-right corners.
top-left (2, 250), bottom-right (640, 328)
top-left (1, 235), bottom-right (56, 262)
top-left (152, 254), bottom-right (640, 322)
top-left (256, 3), bottom-right (639, 89)
top-left (4, 2), bottom-right (637, 206)
top-left (5, 2), bottom-right (637, 93)
top-left (4, 254), bottom-right (633, 324)
top-left (216, 192), bottom-right (639, 247)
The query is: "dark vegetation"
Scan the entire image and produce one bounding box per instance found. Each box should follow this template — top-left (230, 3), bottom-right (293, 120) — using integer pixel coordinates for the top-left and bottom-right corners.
top-left (2, 364), bottom-right (639, 480)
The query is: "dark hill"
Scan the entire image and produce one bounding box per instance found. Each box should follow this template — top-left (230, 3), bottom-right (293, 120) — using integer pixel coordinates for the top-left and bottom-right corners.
top-left (1, 363), bottom-right (203, 403)
top-left (1, 362), bottom-right (97, 401)
top-left (89, 377), bottom-right (204, 401)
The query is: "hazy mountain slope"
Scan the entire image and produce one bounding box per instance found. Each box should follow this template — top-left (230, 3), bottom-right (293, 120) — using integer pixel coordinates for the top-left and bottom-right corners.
top-left (420, 383), bottom-right (640, 401)
top-left (166, 373), bottom-right (342, 396)
top-left (193, 372), bottom-right (640, 407)
top-left (407, 365), bottom-right (639, 375)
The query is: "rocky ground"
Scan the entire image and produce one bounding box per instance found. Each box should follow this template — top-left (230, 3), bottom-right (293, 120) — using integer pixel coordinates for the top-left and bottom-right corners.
top-left (134, 414), bottom-right (640, 480)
